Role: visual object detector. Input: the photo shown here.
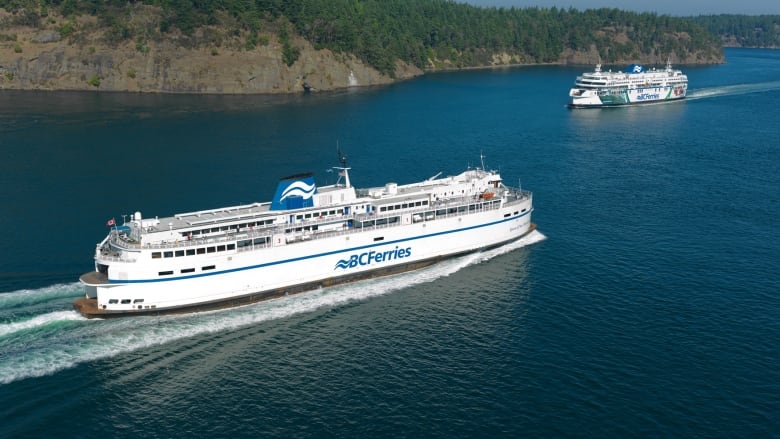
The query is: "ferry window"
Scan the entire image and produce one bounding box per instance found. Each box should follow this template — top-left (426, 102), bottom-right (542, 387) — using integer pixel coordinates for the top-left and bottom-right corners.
top-left (227, 243), bottom-right (235, 250)
top-left (522, 208), bottom-right (527, 213)
top-left (253, 237), bottom-right (267, 245)
top-left (186, 249), bottom-right (195, 256)
top-left (197, 248), bottom-right (206, 255)
top-left (504, 213), bottom-right (511, 218)
top-left (374, 236), bottom-right (384, 242)
top-left (133, 299), bottom-right (144, 303)
top-left (329, 210), bottom-right (335, 215)
top-left (181, 268), bottom-right (195, 273)
top-left (376, 218), bottom-right (388, 226)
top-left (388, 216), bottom-right (399, 224)
top-left (402, 203), bottom-right (408, 209)
top-left (304, 214), bottom-right (311, 219)
top-left (338, 209), bottom-right (344, 214)
top-left (423, 200), bottom-right (429, 205)
top-left (164, 251), bottom-right (173, 258)
top-left (192, 230), bottom-right (200, 235)
top-left (296, 215), bottom-right (303, 220)
top-left (380, 207), bottom-right (387, 212)
top-left (152, 252), bottom-right (161, 259)
top-left (109, 299), bottom-right (118, 304)
top-left (121, 299), bottom-right (131, 304)
top-left (175, 250), bottom-right (184, 257)
top-left (217, 245), bottom-right (226, 252)
top-left (207, 247), bottom-right (216, 253)
top-left (202, 265), bottom-right (215, 271)
top-left (211, 227), bottom-right (219, 233)
top-left (513, 211), bottom-right (519, 215)
top-left (159, 271), bottom-right (173, 276)
top-left (238, 239), bottom-right (252, 248)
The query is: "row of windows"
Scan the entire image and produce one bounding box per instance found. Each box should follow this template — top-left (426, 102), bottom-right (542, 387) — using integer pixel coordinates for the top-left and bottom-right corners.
top-left (295, 208), bottom-right (345, 221)
top-left (159, 265), bottom-right (215, 276)
top-left (379, 200), bottom-right (429, 213)
top-left (186, 219), bottom-right (276, 238)
top-left (109, 298), bottom-right (144, 305)
top-left (152, 243), bottom-right (236, 259)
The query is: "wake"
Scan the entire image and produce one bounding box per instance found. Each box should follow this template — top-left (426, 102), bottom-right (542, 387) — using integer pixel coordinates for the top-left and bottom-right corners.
top-left (0, 230), bottom-right (546, 384)
top-left (687, 81), bottom-right (780, 101)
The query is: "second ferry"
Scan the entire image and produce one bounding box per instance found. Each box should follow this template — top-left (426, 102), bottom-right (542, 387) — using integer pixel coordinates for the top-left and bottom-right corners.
top-left (75, 154), bottom-right (535, 318)
top-left (569, 59), bottom-right (688, 108)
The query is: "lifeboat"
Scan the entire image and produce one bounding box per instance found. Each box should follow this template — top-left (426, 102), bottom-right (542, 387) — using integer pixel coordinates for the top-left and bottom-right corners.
top-left (480, 192), bottom-right (494, 200)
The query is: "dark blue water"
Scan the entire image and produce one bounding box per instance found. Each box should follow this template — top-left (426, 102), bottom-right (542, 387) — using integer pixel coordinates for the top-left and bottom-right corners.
top-left (1, 48), bottom-right (778, 437)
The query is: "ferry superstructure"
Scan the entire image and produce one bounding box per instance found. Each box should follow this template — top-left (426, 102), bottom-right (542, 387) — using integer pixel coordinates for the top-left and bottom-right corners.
top-left (75, 156), bottom-right (535, 318)
top-left (568, 60), bottom-right (688, 108)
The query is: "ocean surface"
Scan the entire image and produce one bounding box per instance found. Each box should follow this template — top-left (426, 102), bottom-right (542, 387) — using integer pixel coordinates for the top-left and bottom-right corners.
top-left (1, 48), bottom-right (778, 437)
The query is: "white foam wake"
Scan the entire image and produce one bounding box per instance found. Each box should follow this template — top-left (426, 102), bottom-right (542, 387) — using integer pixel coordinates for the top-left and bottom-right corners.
top-left (0, 311), bottom-right (85, 338)
top-left (687, 81), bottom-right (780, 100)
top-left (0, 231), bottom-right (545, 384)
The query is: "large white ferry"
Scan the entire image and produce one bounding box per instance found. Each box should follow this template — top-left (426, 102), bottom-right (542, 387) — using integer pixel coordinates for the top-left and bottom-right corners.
top-left (568, 60), bottom-right (687, 108)
top-left (75, 155), bottom-right (535, 318)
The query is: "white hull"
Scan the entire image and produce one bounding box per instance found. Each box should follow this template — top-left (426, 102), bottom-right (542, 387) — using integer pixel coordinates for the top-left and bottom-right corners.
top-left (77, 159), bottom-right (534, 317)
top-left (569, 61), bottom-right (688, 108)
top-left (83, 204), bottom-right (532, 315)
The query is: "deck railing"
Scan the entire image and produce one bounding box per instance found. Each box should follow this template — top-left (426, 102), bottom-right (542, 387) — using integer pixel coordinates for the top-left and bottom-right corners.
top-left (104, 189), bottom-right (531, 256)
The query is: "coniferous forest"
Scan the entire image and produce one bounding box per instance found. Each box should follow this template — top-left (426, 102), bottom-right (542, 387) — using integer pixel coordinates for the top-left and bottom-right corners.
top-left (1, 0), bottom-right (775, 77)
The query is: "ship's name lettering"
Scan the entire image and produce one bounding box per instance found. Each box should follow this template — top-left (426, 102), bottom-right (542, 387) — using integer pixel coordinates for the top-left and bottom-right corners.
top-left (335, 246), bottom-right (412, 270)
top-left (637, 93), bottom-right (660, 101)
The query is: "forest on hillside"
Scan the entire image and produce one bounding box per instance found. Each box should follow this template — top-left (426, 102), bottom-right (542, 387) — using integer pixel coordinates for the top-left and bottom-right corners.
top-left (692, 15), bottom-right (780, 48)
top-left (1, 0), bottom-right (724, 76)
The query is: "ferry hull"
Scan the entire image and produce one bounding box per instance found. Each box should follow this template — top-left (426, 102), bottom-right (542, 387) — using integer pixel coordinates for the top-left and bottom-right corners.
top-left (569, 86), bottom-right (687, 108)
top-left (73, 223), bottom-right (535, 318)
top-left (76, 203), bottom-right (534, 318)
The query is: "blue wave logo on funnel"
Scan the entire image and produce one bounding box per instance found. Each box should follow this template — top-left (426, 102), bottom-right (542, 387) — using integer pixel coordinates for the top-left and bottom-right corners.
top-left (270, 173), bottom-right (317, 210)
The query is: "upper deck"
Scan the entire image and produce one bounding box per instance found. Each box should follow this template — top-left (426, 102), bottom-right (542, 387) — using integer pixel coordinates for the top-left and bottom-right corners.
top-left (98, 167), bottom-right (531, 260)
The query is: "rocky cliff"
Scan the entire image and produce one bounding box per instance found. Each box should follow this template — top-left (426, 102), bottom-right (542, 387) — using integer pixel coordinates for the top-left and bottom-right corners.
top-left (0, 10), bottom-right (721, 94)
top-left (0, 12), bottom-right (423, 94)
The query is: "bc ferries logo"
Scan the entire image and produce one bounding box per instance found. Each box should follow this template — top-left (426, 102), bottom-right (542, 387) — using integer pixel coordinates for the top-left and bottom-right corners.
top-left (335, 246), bottom-right (412, 270)
top-left (279, 181), bottom-right (316, 201)
top-left (270, 173), bottom-right (317, 211)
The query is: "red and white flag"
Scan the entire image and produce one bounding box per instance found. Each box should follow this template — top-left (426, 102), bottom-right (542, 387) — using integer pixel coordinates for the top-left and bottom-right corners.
top-left (106, 218), bottom-right (116, 227)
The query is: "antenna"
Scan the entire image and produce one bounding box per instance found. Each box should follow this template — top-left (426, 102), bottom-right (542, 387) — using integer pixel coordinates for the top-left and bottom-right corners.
top-left (480, 151), bottom-right (486, 171)
top-left (334, 143), bottom-right (351, 188)
top-left (337, 143), bottom-right (348, 168)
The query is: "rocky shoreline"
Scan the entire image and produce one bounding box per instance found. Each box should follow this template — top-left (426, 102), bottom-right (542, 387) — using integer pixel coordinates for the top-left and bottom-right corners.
top-left (0, 13), bottom-right (724, 95)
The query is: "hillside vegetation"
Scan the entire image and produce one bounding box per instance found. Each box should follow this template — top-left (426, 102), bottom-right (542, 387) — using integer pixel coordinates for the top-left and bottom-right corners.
top-left (692, 15), bottom-right (780, 48)
top-left (0, 0), bottom-right (726, 93)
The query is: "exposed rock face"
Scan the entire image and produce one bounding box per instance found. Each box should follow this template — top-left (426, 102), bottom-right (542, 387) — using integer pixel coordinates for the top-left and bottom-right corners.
top-left (0, 11), bottom-right (721, 94)
top-left (0, 31), bottom-right (421, 93)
